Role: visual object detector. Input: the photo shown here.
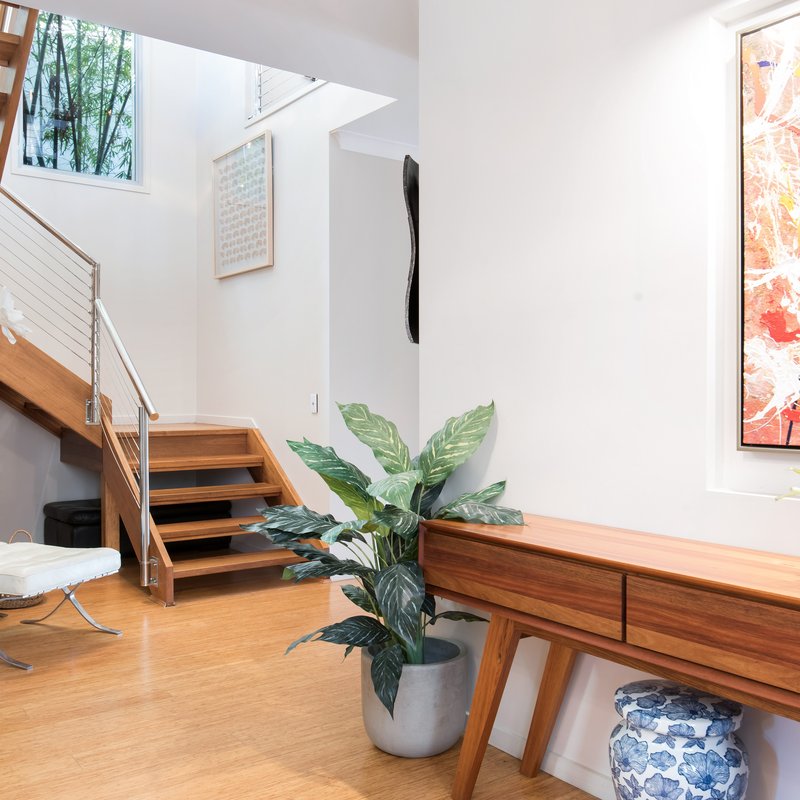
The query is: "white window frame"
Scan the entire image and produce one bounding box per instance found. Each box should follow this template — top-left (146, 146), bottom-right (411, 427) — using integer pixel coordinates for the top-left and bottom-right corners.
top-left (12, 29), bottom-right (148, 194)
top-left (244, 62), bottom-right (326, 127)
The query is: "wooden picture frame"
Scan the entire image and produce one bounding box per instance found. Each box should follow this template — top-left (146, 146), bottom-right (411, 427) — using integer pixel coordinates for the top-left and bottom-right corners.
top-left (739, 12), bottom-right (800, 449)
top-left (213, 131), bottom-right (273, 279)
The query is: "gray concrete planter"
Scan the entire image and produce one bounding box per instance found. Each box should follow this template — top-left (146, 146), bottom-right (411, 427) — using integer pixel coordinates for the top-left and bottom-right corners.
top-left (361, 637), bottom-right (467, 758)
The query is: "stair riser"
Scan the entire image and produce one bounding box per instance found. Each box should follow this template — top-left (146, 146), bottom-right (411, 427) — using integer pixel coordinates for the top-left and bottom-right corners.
top-left (124, 432), bottom-right (251, 458)
top-left (172, 553), bottom-right (304, 579)
top-left (150, 484), bottom-right (281, 505)
top-left (130, 456), bottom-right (265, 472)
top-left (161, 529), bottom-right (253, 543)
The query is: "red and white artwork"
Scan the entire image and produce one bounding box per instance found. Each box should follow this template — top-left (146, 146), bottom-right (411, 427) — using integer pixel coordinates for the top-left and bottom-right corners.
top-left (741, 14), bottom-right (800, 448)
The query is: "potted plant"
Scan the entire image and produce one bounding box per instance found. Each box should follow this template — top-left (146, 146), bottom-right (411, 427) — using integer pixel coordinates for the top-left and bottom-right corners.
top-left (247, 400), bottom-right (522, 757)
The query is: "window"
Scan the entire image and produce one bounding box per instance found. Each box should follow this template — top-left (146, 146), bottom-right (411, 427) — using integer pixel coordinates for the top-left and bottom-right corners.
top-left (21, 13), bottom-right (138, 182)
top-left (248, 65), bottom-right (324, 122)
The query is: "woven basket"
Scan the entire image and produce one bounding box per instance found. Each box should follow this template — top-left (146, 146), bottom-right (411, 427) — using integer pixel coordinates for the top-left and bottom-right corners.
top-left (0, 594), bottom-right (44, 610)
top-left (0, 530), bottom-right (45, 609)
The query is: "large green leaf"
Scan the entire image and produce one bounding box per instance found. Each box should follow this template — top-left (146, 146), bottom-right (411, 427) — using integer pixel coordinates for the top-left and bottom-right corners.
top-left (398, 537), bottom-right (418, 563)
top-left (435, 481), bottom-right (507, 517)
top-left (416, 480), bottom-right (445, 517)
top-left (371, 644), bottom-right (404, 716)
top-left (284, 558), bottom-right (375, 582)
top-left (244, 505), bottom-right (337, 538)
top-left (421, 593), bottom-right (436, 618)
top-left (280, 542), bottom-right (331, 562)
top-left (372, 507), bottom-right (421, 540)
top-left (338, 402), bottom-right (412, 475)
top-left (245, 505), bottom-right (366, 546)
top-left (286, 616), bottom-right (390, 654)
top-left (320, 520), bottom-right (368, 545)
top-left (367, 470), bottom-right (422, 511)
top-left (435, 501), bottom-right (523, 526)
top-left (341, 584), bottom-right (375, 614)
top-left (258, 528), bottom-right (321, 546)
top-left (288, 438), bottom-right (373, 487)
top-left (321, 474), bottom-right (381, 520)
top-left (428, 610), bottom-right (488, 625)
top-left (374, 562), bottom-right (425, 646)
top-left (418, 402), bottom-right (495, 486)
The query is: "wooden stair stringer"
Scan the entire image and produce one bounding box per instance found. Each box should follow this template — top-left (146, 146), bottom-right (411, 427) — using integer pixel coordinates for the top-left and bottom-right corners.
top-left (0, 335), bottom-right (100, 446)
top-left (0, 381), bottom-right (62, 436)
top-left (0, 5), bottom-right (37, 179)
top-left (245, 427), bottom-right (303, 507)
top-left (101, 416), bottom-right (174, 606)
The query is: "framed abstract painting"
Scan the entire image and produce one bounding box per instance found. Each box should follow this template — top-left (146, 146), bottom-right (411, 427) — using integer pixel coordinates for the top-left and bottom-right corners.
top-left (212, 131), bottom-right (273, 279)
top-left (740, 12), bottom-right (800, 449)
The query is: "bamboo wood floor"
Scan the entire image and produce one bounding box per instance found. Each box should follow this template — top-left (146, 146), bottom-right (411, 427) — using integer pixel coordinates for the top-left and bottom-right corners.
top-left (1, 566), bottom-right (595, 800)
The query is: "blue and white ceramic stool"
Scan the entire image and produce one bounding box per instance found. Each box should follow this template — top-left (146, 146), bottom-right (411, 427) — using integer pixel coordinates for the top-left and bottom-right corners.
top-left (609, 680), bottom-right (749, 800)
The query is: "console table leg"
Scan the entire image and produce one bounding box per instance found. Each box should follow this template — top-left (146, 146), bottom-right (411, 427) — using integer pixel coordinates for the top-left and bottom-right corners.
top-left (520, 641), bottom-right (578, 777)
top-left (452, 614), bottom-right (521, 800)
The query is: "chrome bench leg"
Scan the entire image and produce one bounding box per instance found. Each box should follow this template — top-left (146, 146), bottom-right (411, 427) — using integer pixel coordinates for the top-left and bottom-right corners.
top-left (1, 612), bottom-right (32, 670)
top-left (21, 585), bottom-right (122, 636)
top-left (0, 648), bottom-right (32, 671)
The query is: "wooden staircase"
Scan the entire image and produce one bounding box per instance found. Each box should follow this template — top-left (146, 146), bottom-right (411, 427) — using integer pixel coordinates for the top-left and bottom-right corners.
top-left (0, 4), bottom-right (37, 178)
top-left (101, 423), bottom-right (305, 606)
top-left (0, 8), bottom-right (310, 605)
top-left (1, 335), bottom-right (308, 606)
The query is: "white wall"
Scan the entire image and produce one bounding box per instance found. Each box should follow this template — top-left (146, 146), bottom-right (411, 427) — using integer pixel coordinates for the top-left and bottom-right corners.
top-left (0, 38), bottom-right (200, 540)
top-left (420, 1), bottom-right (800, 798)
top-left (0, 408), bottom-right (98, 540)
top-left (329, 144), bottom-right (418, 508)
top-left (193, 50), bottom-right (392, 511)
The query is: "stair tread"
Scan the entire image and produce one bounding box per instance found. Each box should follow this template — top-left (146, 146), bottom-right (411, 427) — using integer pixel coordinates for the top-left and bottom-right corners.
top-left (118, 423), bottom-right (249, 438)
top-left (130, 454), bottom-right (264, 472)
top-left (159, 515), bottom-right (263, 541)
top-left (149, 483), bottom-right (281, 505)
top-left (0, 31), bottom-right (20, 66)
top-left (172, 548), bottom-right (303, 578)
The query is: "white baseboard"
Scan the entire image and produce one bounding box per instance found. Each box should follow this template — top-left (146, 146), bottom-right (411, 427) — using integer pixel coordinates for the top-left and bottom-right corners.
top-left (144, 413), bottom-right (256, 427)
top-left (151, 414), bottom-right (197, 424)
top-left (111, 412), bottom-right (197, 426)
top-left (194, 414), bottom-right (257, 428)
top-left (482, 719), bottom-right (614, 800)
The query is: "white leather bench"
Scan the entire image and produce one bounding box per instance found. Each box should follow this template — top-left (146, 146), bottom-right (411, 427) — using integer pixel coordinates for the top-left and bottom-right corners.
top-left (0, 541), bottom-right (122, 670)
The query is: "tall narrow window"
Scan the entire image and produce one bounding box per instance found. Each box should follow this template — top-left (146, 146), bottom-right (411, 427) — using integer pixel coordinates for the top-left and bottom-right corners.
top-left (21, 13), bottom-right (138, 182)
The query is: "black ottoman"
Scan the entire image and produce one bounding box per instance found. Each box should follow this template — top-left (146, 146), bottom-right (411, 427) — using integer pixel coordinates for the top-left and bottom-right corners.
top-left (43, 499), bottom-right (234, 556)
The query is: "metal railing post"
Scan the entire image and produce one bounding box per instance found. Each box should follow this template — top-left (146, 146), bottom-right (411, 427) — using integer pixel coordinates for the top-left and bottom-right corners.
top-left (88, 265), bottom-right (101, 424)
top-left (139, 405), bottom-right (151, 587)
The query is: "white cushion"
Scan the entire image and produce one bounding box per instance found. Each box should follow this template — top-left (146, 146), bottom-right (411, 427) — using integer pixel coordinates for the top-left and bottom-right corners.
top-left (0, 543), bottom-right (121, 598)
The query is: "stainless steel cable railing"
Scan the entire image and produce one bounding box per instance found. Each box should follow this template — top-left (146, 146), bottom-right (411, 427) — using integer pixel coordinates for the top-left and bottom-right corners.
top-left (0, 187), bottom-right (95, 379)
top-left (0, 185), bottom-right (159, 587)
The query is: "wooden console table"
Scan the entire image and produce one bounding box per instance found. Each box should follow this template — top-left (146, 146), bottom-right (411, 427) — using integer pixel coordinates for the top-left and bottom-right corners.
top-left (420, 514), bottom-right (800, 800)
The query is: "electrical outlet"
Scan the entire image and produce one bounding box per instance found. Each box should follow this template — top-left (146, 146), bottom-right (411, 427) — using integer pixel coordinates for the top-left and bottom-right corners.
top-left (310, 393), bottom-right (319, 414)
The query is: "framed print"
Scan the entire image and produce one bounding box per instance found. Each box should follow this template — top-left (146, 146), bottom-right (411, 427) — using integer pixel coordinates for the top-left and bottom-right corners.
top-left (740, 12), bottom-right (800, 449)
top-left (213, 131), bottom-right (273, 279)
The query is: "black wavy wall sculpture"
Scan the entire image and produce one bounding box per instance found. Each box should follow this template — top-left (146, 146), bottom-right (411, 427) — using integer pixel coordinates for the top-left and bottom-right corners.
top-left (403, 155), bottom-right (419, 344)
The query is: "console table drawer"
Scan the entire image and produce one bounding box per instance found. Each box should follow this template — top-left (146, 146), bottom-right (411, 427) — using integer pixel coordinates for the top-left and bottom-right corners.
top-left (422, 531), bottom-right (623, 639)
top-left (627, 577), bottom-right (800, 692)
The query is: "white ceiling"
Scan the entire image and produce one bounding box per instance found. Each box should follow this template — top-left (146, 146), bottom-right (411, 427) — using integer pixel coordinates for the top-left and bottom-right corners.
top-left (40, 0), bottom-right (419, 145)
